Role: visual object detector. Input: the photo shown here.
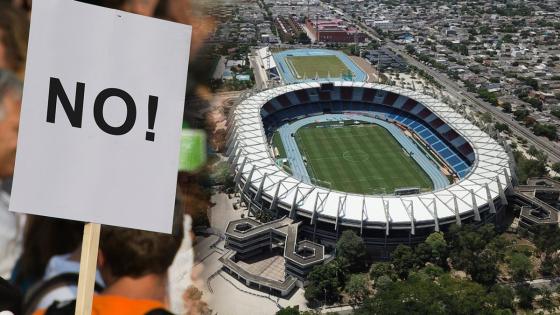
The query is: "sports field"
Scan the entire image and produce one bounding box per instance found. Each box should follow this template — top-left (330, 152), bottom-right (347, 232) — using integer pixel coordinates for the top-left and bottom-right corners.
top-left (286, 55), bottom-right (352, 79)
top-left (295, 124), bottom-right (433, 194)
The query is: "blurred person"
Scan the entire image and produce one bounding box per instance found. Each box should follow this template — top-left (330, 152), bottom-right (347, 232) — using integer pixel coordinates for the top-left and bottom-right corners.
top-left (19, 219), bottom-right (104, 314)
top-left (122, 0), bottom-right (159, 17)
top-left (1, 276), bottom-right (22, 315)
top-left (33, 201), bottom-right (184, 315)
top-left (0, 69), bottom-right (23, 280)
top-left (11, 217), bottom-right (85, 294)
top-left (0, 3), bottom-right (29, 78)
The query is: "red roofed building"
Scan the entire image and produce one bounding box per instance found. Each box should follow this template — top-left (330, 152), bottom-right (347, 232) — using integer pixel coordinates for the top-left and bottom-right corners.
top-left (305, 18), bottom-right (367, 43)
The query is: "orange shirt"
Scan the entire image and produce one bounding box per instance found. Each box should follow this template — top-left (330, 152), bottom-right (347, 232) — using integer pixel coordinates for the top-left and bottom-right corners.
top-left (33, 295), bottom-right (167, 315)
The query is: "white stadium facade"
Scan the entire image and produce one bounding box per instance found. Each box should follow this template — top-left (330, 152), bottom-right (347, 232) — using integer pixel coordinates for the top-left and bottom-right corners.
top-left (225, 81), bottom-right (513, 258)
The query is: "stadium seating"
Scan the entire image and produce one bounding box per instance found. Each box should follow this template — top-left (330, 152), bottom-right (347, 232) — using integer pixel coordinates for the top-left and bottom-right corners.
top-left (261, 87), bottom-right (474, 178)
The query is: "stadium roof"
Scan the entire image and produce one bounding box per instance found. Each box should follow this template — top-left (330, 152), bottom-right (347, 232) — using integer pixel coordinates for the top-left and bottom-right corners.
top-left (228, 81), bottom-right (512, 227)
top-left (256, 47), bottom-right (277, 71)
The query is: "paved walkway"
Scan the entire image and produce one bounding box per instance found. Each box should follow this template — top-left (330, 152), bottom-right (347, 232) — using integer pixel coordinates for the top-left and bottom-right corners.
top-left (277, 113), bottom-right (449, 191)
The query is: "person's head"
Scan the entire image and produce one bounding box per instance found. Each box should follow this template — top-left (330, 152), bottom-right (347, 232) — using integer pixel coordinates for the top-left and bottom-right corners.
top-left (104, 0), bottom-right (160, 16)
top-left (99, 201), bottom-right (184, 285)
top-left (0, 3), bottom-right (29, 76)
top-left (0, 70), bottom-right (22, 179)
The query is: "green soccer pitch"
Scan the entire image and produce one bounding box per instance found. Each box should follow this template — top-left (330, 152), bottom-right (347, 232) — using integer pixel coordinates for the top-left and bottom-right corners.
top-left (286, 55), bottom-right (352, 79)
top-left (295, 123), bottom-right (433, 194)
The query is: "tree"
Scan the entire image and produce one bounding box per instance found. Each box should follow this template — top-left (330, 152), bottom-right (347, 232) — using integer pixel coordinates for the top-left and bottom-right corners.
top-left (424, 231), bottom-right (448, 267)
top-left (491, 285), bottom-right (515, 310)
top-left (480, 111), bottom-right (493, 123)
top-left (528, 145), bottom-right (540, 157)
top-left (336, 230), bottom-right (367, 272)
top-left (276, 306), bottom-right (300, 315)
top-left (369, 262), bottom-right (397, 282)
top-left (513, 151), bottom-right (548, 183)
top-left (539, 289), bottom-right (556, 313)
top-left (415, 243), bottom-right (433, 267)
top-left (540, 254), bottom-right (560, 277)
top-left (508, 252), bottom-right (532, 282)
top-left (533, 123), bottom-right (558, 141)
top-left (304, 261), bottom-right (344, 305)
top-left (356, 272), bottom-right (447, 315)
top-left (344, 274), bottom-right (370, 308)
top-left (447, 224), bottom-right (501, 285)
top-left (297, 32), bottom-right (310, 44)
top-left (532, 225), bottom-right (560, 254)
top-left (356, 272), bottom-right (508, 315)
top-left (513, 108), bottom-right (530, 121)
top-left (468, 248), bottom-right (500, 285)
top-left (501, 102), bottom-right (512, 113)
top-left (516, 284), bottom-right (536, 310)
top-left (391, 245), bottom-right (417, 279)
top-left (495, 122), bottom-right (510, 133)
top-left (523, 97), bottom-right (543, 111)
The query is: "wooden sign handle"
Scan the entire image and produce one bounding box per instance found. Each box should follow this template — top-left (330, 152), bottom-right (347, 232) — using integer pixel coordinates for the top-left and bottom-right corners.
top-left (75, 223), bottom-right (101, 315)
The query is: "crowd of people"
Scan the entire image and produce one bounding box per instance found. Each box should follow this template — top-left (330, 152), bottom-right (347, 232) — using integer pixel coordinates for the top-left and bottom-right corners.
top-left (0, 1), bottom-right (210, 314)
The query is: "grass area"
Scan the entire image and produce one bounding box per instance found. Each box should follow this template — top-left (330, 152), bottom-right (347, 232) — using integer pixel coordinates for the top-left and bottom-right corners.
top-left (295, 123), bottom-right (433, 194)
top-left (286, 55), bottom-right (352, 79)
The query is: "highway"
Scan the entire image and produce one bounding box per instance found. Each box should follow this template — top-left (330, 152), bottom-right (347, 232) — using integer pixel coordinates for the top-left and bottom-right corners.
top-left (319, 0), bottom-right (560, 163)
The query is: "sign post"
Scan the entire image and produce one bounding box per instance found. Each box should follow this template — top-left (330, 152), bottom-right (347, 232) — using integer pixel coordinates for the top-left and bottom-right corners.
top-left (75, 223), bottom-right (101, 315)
top-left (9, 1), bottom-right (192, 314)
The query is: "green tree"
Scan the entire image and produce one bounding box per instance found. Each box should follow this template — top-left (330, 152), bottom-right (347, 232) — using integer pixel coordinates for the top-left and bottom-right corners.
top-left (356, 272), bottom-right (507, 315)
top-left (491, 285), bottom-right (515, 310)
top-left (448, 224), bottom-right (500, 285)
top-left (344, 274), bottom-right (370, 308)
top-left (304, 261), bottom-right (344, 305)
top-left (391, 245), bottom-right (417, 279)
top-left (369, 262), bottom-right (397, 282)
top-left (533, 123), bottom-right (558, 141)
top-left (513, 151), bottom-right (548, 183)
top-left (539, 289), bottom-right (556, 313)
top-left (276, 306), bottom-right (300, 315)
top-left (540, 254), bottom-right (560, 277)
top-left (501, 102), bottom-right (512, 113)
top-left (508, 252), bottom-right (532, 282)
top-left (336, 230), bottom-right (367, 272)
top-left (516, 284), bottom-right (536, 310)
top-left (356, 272), bottom-right (447, 315)
top-left (469, 249), bottom-right (500, 285)
top-left (424, 231), bottom-right (448, 267)
top-left (479, 111), bottom-right (493, 123)
top-left (532, 225), bottom-right (560, 254)
top-left (495, 122), bottom-right (510, 133)
top-left (513, 109), bottom-right (530, 121)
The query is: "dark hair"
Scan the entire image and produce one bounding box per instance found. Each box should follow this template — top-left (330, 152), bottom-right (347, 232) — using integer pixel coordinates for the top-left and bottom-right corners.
top-left (15, 217), bottom-right (84, 290)
top-left (0, 3), bottom-right (29, 73)
top-left (99, 199), bottom-right (184, 278)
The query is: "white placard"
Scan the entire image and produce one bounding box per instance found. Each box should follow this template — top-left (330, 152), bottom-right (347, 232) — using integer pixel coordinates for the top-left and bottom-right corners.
top-left (9, 0), bottom-right (191, 233)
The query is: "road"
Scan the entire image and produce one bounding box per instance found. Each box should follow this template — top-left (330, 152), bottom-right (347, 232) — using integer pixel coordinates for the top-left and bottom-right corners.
top-left (249, 49), bottom-right (269, 90)
top-left (320, 0), bottom-right (560, 163)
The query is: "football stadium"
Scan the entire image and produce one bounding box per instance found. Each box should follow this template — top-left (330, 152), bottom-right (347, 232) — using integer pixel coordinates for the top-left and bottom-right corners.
top-left (273, 49), bottom-right (367, 83)
top-left (222, 81), bottom-right (513, 292)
